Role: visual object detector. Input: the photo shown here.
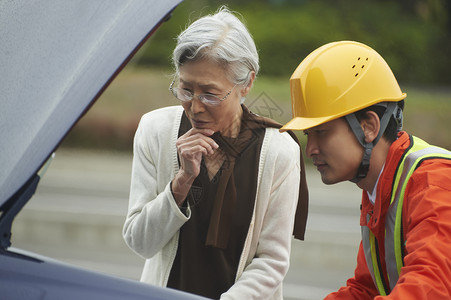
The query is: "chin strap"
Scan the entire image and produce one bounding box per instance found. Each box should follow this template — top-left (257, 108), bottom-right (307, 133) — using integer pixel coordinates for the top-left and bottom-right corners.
top-left (345, 102), bottom-right (400, 183)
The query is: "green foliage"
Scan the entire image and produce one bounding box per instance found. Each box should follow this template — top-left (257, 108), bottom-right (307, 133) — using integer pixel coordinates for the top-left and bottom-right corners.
top-left (134, 0), bottom-right (451, 85)
top-left (63, 69), bottom-right (451, 152)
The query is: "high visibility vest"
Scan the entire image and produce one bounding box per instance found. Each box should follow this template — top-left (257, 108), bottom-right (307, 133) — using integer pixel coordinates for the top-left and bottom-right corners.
top-left (362, 135), bottom-right (451, 296)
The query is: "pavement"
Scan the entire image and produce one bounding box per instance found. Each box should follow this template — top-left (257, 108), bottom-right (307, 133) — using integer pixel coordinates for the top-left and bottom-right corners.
top-left (11, 148), bottom-right (362, 300)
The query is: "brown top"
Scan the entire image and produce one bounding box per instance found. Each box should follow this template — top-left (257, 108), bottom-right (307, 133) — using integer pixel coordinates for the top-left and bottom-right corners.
top-left (167, 105), bottom-right (309, 299)
top-left (167, 108), bottom-right (263, 299)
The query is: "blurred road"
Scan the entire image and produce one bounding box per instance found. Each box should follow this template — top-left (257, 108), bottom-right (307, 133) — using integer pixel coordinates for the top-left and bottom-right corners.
top-left (12, 149), bottom-right (362, 300)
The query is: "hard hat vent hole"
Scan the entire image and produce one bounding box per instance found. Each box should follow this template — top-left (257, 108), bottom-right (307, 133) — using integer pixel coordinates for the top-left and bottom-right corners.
top-left (353, 57), bottom-right (370, 77)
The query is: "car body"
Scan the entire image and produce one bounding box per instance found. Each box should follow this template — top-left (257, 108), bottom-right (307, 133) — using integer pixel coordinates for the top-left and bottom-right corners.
top-left (0, 1), bottom-right (208, 299)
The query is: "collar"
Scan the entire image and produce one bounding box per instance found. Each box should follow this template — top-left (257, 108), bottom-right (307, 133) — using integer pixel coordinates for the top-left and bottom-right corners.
top-left (367, 164), bottom-right (385, 205)
top-left (360, 132), bottom-right (411, 235)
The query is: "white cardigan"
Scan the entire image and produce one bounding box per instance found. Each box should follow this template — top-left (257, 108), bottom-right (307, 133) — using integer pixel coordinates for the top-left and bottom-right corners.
top-left (123, 106), bottom-right (301, 300)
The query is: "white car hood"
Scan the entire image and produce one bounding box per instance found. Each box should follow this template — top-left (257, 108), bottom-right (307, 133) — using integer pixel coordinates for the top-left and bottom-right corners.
top-left (0, 0), bottom-right (182, 206)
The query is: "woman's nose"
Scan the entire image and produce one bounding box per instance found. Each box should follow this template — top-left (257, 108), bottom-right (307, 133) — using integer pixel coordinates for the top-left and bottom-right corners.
top-left (190, 96), bottom-right (205, 113)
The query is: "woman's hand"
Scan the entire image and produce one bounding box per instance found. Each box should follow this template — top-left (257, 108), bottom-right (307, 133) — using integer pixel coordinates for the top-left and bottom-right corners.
top-left (171, 128), bottom-right (218, 205)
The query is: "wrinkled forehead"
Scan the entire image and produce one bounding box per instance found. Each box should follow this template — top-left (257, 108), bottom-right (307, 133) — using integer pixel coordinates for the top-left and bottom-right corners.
top-left (177, 58), bottom-right (233, 89)
top-left (177, 56), bottom-right (233, 83)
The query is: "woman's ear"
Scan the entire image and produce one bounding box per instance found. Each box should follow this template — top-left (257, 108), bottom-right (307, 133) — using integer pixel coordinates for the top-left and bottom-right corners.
top-left (362, 111), bottom-right (380, 143)
top-left (241, 71), bottom-right (256, 97)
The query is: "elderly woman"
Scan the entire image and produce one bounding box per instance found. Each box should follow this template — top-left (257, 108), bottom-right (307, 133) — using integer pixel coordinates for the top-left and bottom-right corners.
top-left (123, 7), bottom-right (308, 300)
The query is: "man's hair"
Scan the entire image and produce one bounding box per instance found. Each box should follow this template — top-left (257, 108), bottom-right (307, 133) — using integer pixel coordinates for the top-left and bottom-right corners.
top-left (354, 100), bottom-right (405, 143)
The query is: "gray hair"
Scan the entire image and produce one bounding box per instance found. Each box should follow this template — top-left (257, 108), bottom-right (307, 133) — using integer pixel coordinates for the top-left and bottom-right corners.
top-left (172, 6), bottom-right (259, 86)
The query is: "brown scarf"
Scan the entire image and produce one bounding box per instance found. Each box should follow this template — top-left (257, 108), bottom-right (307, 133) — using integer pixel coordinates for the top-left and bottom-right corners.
top-left (205, 105), bottom-right (309, 249)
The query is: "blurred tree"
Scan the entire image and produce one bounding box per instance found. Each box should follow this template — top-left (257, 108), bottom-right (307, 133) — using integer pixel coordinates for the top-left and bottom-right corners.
top-left (132, 0), bottom-right (451, 84)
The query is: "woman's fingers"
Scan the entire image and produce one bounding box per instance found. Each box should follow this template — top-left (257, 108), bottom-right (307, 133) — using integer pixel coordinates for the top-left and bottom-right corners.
top-left (177, 128), bottom-right (219, 156)
top-left (176, 128), bottom-right (219, 178)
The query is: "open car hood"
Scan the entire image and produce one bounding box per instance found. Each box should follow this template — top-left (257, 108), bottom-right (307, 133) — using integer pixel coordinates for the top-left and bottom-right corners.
top-left (0, 0), bottom-right (182, 248)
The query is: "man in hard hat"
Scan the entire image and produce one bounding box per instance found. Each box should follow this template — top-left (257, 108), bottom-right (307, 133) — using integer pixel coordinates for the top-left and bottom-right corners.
top-left (281, 41), bottom-right (451, 299)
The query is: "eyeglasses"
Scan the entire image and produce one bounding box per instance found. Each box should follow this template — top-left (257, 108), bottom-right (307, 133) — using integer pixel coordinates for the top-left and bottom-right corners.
top-left (169, 80), bottom-right (237, 106)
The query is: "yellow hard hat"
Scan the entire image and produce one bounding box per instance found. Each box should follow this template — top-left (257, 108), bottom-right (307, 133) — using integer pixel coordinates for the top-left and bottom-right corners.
top-left (281, 41), bottom-right (406, 131)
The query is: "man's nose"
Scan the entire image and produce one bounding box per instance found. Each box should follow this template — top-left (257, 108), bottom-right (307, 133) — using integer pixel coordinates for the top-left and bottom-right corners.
top-left (305, 136), bottom-right (319, 158)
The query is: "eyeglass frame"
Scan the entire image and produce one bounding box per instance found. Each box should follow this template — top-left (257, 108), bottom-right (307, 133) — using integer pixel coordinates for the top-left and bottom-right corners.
top-left (169, 80), bottom-right (238, 106)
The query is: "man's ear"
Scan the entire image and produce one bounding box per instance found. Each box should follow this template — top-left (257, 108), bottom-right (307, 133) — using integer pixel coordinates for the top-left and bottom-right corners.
top-left (362, 111), bottom-right (380, 143)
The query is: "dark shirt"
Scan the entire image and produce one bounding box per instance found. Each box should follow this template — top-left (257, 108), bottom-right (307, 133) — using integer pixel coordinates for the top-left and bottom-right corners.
top-left (167, 112), bottom-right (264, 299)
